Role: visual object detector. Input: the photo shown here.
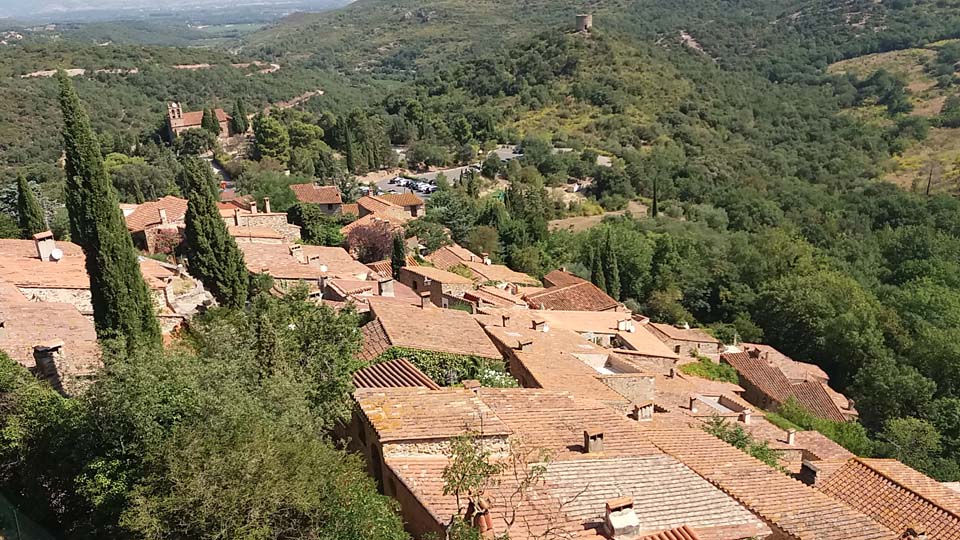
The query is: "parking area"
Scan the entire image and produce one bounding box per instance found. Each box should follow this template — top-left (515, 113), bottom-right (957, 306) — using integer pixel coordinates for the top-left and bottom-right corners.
top-left (370, 145), bottom-right (522, 200)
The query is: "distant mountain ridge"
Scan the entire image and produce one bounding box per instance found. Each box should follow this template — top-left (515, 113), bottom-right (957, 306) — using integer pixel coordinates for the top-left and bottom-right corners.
top-left (0, 0), bottom-right (351, 21)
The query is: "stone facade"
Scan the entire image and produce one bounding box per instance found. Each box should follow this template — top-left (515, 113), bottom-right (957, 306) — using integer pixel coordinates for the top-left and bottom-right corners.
top-left (598, 373), bottom-right (656, 404)
top-left (229, 212), bottom-right (302, 242)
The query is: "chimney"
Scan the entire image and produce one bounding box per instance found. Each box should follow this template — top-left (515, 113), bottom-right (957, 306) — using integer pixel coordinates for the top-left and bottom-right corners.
top-left (502, 314), bottom-right (511, 327)
top-left (902, 528), bottom-right (928, 540)
top-left (787, 428), bottom-right (796, 446)
top-left (158, 208), bottom-right (168, 224)
top-left (263, 197), bottom-right (271, 213)
top-left (419, 291), bottom-right (431, 309)
top-left (33, 339), bottom-right (65, 393)
top-left (462, 379), bottom-right (481, 392)
top-left (531, 319), bottom-right (549, 332)
top-left (604, 497), bottom-right (639, 539)
top-left (583, 429), bottom-right (604, 454)
top-left (250, 200), bottom-right (258, 214)
top-left (739, 408), bottom-right (753, 425)
top-left (377, 277), bottom-right (395, 297)
top-left (33, 231), bottom-right (59, 262)
top-left (515, 339), bottom-right (534, 351)
top-left (748, 347), bottom-right (761, 359)
top-left (681, 321), bottom-right (691, 330)
top-left (617, 319), bottom-right (635, 332)
top-left (233, 208), bottom-right (241, 226)
top-left (689, 396), bottom-right (699, 413)
top-left (289, 245), bottom-right (306, 264)
top-left (634, 402), bottom-right (654, 422)
top-left (318, 275), bottom-right (328, 293)
top-left (669, 366), bottom-right (677, 379)
top-left (466, 498), bottom-right (494, 539)
top-left (481, 253), bottom-right (492, 265)
top-left (799, 460), bottom-right (820, 486)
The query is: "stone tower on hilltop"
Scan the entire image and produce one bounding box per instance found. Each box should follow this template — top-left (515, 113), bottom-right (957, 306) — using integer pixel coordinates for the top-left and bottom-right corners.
top-left (576, 14), bottom-right (593, 33)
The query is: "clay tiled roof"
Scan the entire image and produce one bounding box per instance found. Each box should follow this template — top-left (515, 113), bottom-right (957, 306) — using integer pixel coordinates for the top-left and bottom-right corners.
top-left (641, 428), bottom-right (896, 540)
top-left (483, 324), bottom-right (628, 405)
top-left (123, 196), bottom-right (189, 232)
top-left (237, 243), bottom-right (370, 280)
top-left (352, 358), bottom-right (440, 390)
top-left (462, 260), bottom-right (539, 286)
top-left (476, 388), bottom-right (660, 459)
top-left (818, 458), bottom-right (960, 538)
top-left (353, 387), bottom-right (511, 443)
top-left (524, 274), bottom-right (619, 312)
top-left (341, 203), bottom-right (359, 216)
top-left (340, 209), bottom-right (411, 236)
top-left (366, 256), bottom-right (418, 277)
top-left (401, 265), bottom-right (474, 285)
top-left (542, 456), bottom-right (770, 539)
top-left (227, 225), bottom-right (284, 240)
top-left (386, 457), bottom-right (599, 540)
top-left (639, 526), bottom-right (701, 540)
top-left (721, 352), bottom-right (793, 402)
top-left (357, 195), bottom-right (399, 214)
top-left (543, 269), bottom-right (586, 288)
top-left (290, 184), bottom-right (343, 205)
top-left (359, 319), bottom-right (392, 362)
top-left (649, 323), bottom-right (719, 344)
top-left (789, 380), bottom-right (848, 423)
top-left (170, 108), bottom-right (229, 129)
top-left (739, 343), bottom-right (829, 383)
top-left (0, 285), bottom-right (101, 382)
top-left (463, 286), bottom-right (526, 308)
top-left (426, 243), bottom-right (482, 271)
top-left (369, 299), bottom-right (501, 359)
top-left (525, 311), bottom-right (679, 360)
top-left (378, 192), bottom-right (425, 208)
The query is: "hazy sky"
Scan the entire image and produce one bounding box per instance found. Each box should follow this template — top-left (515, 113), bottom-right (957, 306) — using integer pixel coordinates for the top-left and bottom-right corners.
top-left (0, 0), bottom-right (339, 18)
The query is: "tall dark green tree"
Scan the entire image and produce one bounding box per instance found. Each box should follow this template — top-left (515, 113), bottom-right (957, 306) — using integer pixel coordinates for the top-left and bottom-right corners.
top-left (232, 99), bottom-right (249, 134)
top-left (391, 233), bottom-right (406, 281)
top-left (343, 121), bottom-right (357, 173)
top-left (604, 236), bottom-right (622, 301)
top-left (590, 247), bottom-right (607, 293)
top-left (182, 156), bottom-right (249, 308)
top-left (16, 173), bottom-right (46, 237)
top-left (57, 71), bottom-right (160, 349)
top-left (201, 107), bottom-right (221, 135)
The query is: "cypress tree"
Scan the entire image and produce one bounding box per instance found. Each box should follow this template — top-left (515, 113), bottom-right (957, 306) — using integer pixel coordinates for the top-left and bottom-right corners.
top-left (232, 99), bottom-right (249, 134)
top-left (343, 122), bottom-right (357, 173)
top-left (182, 156), bottom-right (249, 308)
top-left (651, 176), bottom-right (659, 218)
top-left (391, 233), bottom-right (406, 281)
top-left (16, 174), bottom-right (46, 238)
top-left (57, 71), bottom-right (161, 349)
top-left (201, 107), bottom-right (221, 135)
top-left (589, 247), bottom-right (607, 293)
top-left (603, 231), bottom-right (621, 301)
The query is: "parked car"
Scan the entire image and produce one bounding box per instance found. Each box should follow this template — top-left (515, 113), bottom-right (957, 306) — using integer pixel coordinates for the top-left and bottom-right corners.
top-left (424, 185), bottom-right (438, 194)
top-left (358, 186), bottom-right (372, 195)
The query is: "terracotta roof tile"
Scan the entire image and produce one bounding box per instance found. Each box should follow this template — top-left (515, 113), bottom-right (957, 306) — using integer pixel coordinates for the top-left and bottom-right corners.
top-left (369, 299), bottom-right (502, 359)
top-left (641, 428), bottom-right (896, 540)
top-left (462, 260), bottom-right (539, 286)
top-left (359, 319), bottom-right (392, 362)
top-left (354, 387), bottom-right (511, 442)
top-left (543, 456), bottom-right (770, 538)
top-left (463, 286), bottom-right (527, 308)
top-left (639, 526), bottom-right (701, 540)
top-left (543, 269), bottom-right (586, 288)
top-left (290, 184), bottom-right (342, 205)
top-left (352, 358), bottom-right (440, 390)
top-left (340, 209), bottom-right (411, 236)
top-left (789, 380), bottom-right (848, 423)
top-left (124, 196), bottom-right (189, 232)
top-left (649, 323), bottom-right (719, 344)
top-left (366, 256), bottom-right (419, 277)
top-left (227, 225), bottom-right (284, 240)
top-left (739, 343), bottom-right (829, 383)
top-left (169, 108), bottom-right (229, 129)
top-left (523, 311), bottom-right (679, 360)
top-left (341, 203), bottom-right (359, 216)
top-left (818, 458), bottom-right (960, 538)
top-left (426, 243), bottom-right (482, 271)
top-left (401, 265), bottom-right (474, 285)
top-left (357, 195), bottom-right (400, 214)
top-left (378, 192), bottom-right (425, 208)
top-left (524, 276), bottom-right (619, 312)
top-left (237, 243), bottom-right (370, 281)
top-left (721, 352), bottom-right (793, 402)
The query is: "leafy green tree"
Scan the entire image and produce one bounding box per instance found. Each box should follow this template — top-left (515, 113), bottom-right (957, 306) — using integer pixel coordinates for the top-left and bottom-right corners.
top-left (0, 213), bottom-right (20, 239)
top-left (16, 173), bottom-right (46, 237)
top-left (201, 107), bottom-right (221, 135)
top-left (289, 147), bottom-right (316, 178)
top-left (182, 156), bottom-right (249, 308)
top-left (404, 218), bottom-right (451, 253)
top-left (231, 99), bottom-right (248, 134)
top-left (853, 356), bottom-right (936, 430)
top-left (57, 71), bottom-right (160, 349)
top-left (481, 152), bottom-right (502, 179)
top-left (253, 114), bottom-right (291, 164)
top-left (703, 416), bottom-right (782, 469)
top-left (288, 202), bottom-right (348, 246)
top-left (879, 417), bottom-right (946, 477)
top-left (391, 233), bottom-right (406, 280)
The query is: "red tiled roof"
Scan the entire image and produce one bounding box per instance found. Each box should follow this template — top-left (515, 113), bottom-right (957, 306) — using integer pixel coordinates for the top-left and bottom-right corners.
top-left (648, 323), bottom-right (718, 344)
top-left (426, 243), bottom-right (481, 271)
top-left (818, 458), bottom-right (960, 538)
top-left (524, 280), bottom-right (619, 312)
top-left (357, 195), bottom-right (400, 214)
top-left (639, 526), bottom-right (701, 540)
top-left (401, 265), bottom-right (474, 285)
top-left (543, 269), bottom-right (586, 288)
top-left (227, 225), bottom-right (284, 240)
top-left (170, 108), bottom-right (230, 129)
top-left (369, 299), bottom-right (502, 359)
top-left (340, 208), bottom-right (411, 236)
top-left (352, 358), bottom-right (440, 390)
top-left (378, 192), bottom-right (425, 208)
top-left (641, 428), bottom-right (896, 540)
top-left (290, 184), bottom-right (343, 205)
top-left (342, 203), bottom-right (359, 215)
top-left (366, 256), bottom-right (419, 277)
top-left (721, 352), bottom-right (793, 402)
top-left (789, 380), bottom-right (848, 423)
top-left (462, 260), bottom-right (539, 286)
top-left (359, 319), bottom-right (392, 362)
top-left (124, 196), bottom-right (188, 232)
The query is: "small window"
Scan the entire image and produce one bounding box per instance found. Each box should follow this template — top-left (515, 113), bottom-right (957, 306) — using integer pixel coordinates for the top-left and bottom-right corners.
top-left (442, 298), bottom-right (449, 308)
top-left (412, 281), bottom-right (418, 291)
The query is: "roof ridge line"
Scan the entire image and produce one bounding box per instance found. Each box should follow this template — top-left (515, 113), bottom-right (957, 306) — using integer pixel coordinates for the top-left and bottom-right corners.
top-left (852, 458), bottom-right (960, 522)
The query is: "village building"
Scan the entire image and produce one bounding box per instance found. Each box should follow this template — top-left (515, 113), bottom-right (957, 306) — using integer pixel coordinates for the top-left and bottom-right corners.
top-left (0, 234), bottom-right (213, 333)
top-left (398, 266), bottom-right (476, 309)
top-left (370, 193), bottom-right (425, 217)
top-left (124, 195), bottom-right (188, 254)
top-left (647, 322), bottom-right (723, 362)
top-left (166, 102), bottom-right (232, 140)
top-left (524, 270), bottom-right (622, 312)
top-left (219, 197), bottom-right (302, 242)
top-left (237, 242), bottom-right (371, 296)
top-left (290, 183), bottom-right (343, 214)
top-left (357, 297), bottom-right (502, 364)
top-left (722, 350), bottom-right (858, 422)
top-left (425, 243), bottom-right (539, 288)
top-left (0, 282), bottom-right (101, 394)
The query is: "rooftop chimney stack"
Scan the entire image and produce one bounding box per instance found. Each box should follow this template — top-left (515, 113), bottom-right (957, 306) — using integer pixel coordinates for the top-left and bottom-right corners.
top-left (250, 200), bottom-right (258, 214)
top-left (603, 497), bottom-right (639, 539)
top-left (617, 319), bottom-right (635, 333)
top-left (515, 340), bottom-right (534, 351)
top-left (419, 291), bottom-right (431, 309)
top-left (669, 367), bottom-right (677, 379)
top-left (33, 231), bottom-right (59, 262)
top-left (532, 319), bottom-right (549, 332)
top-left (739, 408), bottom-right (753, 425)
top-left (234, 208), bottom-right (241, 226)
top-left (634, 402), bottom-right (654, 422)
top-left (689, 396), bottom-right (699, 413)
top-left (158, 208), bottom-right (168, 224)
top-left (263, 197), bottom-right (271, 213)
top-left (289, 245), bottom-right (306, 264)
top-left (462, 379), bottom-right (481, 392)
top-left (584, 429), bottom-right (604, 454)
top-left (787, 428), bottom-right (796, 446)
top-left (378, 276), bottom-right (395, 297)
top-left (502, 314), bottom-right (511, 327)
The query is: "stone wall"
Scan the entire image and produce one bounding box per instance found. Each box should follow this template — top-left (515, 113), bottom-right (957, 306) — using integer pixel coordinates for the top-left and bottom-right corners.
top-left (235, 213), bottom-right (302, 242)
top-left (383, 435), bottom-right (509, 458)
top-left (19, 287), bottom-right (93, 314)
top-left (598, 373), bottom-right (656, 404)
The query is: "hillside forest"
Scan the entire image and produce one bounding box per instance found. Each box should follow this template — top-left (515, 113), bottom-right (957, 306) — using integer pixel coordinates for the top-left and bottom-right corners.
top-left (1, 0), bottom-right (960, 531)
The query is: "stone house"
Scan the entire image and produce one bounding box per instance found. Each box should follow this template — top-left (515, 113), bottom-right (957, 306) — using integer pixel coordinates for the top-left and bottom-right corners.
top-left (398, 266), bottom-right (475, 308)
top-left (647, 322), bottom-right (722, 362)
top-left (290, 183), bottom-right (343, 214)
top-left (166, 102), bottom-right (232, 140)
